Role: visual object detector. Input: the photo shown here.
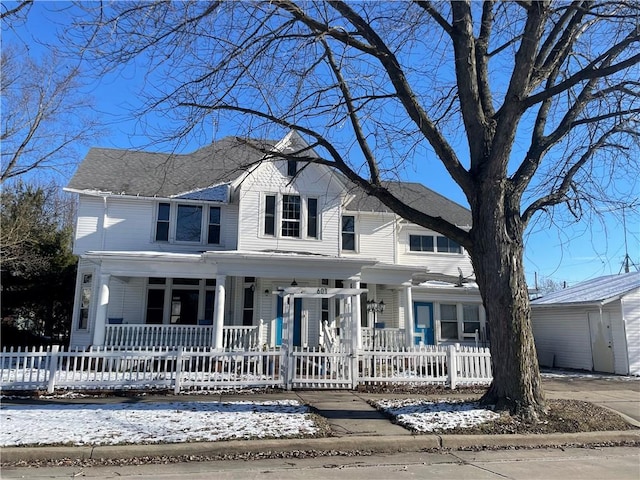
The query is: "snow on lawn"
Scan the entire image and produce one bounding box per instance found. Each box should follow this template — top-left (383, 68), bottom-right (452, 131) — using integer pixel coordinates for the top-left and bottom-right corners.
top-left (374, 399), bottom-right (500, 432)
top-left (0, 400), bottom-right (319, 447)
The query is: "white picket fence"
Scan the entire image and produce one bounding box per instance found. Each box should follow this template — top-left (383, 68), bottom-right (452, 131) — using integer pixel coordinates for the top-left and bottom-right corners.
top-left (0, 344), bottom-right (492, 393)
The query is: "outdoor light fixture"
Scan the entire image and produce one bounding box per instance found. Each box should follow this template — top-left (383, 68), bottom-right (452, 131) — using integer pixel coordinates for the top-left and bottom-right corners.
top-left (291, 279), bottom-right (298, 287)
top-left (366, 299), bottom-right (385, 314)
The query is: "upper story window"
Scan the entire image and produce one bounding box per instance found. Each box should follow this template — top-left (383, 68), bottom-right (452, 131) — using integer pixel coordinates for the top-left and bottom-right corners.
top-left (208, 207), bottom-right (221, 244)
top-left (409, 235), bottom-right (433, 252)
top-left (287, 159), bottom-right (297, 177)
top-left (341, 215), bottom-right (356, 251)
top-left (176, 205), bottom-right (202, 242)
top-left (437, 236), bottom-right (462, 253)
top-left (155, 202), bottom-right (222, 245)
top-left (307, 198), bottom-right (318, 238)
top-left (264, 195), bottom-right (276, 236)
top-left (282, 195), bottom-right (301, 237)
top-left (263, 194), bottom-right (320, 240)
top-left (155, 203), bottom-right (171, 241)
top-left (409, 234), bottom-right (462, 254)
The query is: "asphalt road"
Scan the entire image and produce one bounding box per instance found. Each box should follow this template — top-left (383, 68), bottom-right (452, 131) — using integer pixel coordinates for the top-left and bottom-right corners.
top-left (2, 446), bottom-right (639, 480)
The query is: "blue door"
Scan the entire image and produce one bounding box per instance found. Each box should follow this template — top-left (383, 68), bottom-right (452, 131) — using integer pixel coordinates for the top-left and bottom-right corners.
top-left (413, 302), bottom-right (434, 345)
top-left (276, 297), bottom-right (303, 347)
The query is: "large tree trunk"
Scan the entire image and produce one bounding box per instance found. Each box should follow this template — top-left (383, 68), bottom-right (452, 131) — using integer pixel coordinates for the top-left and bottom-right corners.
top-left (470, 183), bottom-right (546, 420)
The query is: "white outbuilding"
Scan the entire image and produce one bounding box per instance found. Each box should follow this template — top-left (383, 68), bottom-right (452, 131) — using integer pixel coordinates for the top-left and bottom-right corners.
top-left (531, 271), bottom-right (640, 376)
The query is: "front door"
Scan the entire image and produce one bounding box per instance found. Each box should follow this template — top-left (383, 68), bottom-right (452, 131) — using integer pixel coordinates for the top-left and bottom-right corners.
top-left (413, 302), bottom-right (434, 345)
top-left (276, 297), bottom-right (303, 347)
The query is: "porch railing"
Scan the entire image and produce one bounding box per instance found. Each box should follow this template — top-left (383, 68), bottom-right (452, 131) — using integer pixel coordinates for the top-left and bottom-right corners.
top-left (104, 322), bottom-right (265, 350)
top-left (361, 327), bottom-right (406, 351)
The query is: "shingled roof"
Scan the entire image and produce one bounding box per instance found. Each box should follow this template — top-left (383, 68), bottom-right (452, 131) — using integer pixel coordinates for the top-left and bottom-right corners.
top-left (67, 137), bottom-right (272, 197)
top-left (68, 136), bottom-right (472, 226)
top-left (344, 181), bottom-right (472, 227)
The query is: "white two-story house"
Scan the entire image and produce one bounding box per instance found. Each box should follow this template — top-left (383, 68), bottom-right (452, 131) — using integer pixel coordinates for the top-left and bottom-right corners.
top-left (65, 132), bottom-right (486, 351)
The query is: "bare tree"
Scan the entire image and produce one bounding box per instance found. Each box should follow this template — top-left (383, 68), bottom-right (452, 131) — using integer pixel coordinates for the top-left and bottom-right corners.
top-left (0, 43), bottom-right (100, 183)
top-left (69, 1), bottom-right (640, 419)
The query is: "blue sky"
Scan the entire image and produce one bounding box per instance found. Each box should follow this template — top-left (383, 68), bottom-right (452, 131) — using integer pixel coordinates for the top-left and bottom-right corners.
top-left (4, 2), bottom-right (638, 287)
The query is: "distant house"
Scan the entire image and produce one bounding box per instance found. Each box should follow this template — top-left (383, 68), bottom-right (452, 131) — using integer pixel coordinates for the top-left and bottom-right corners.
top-left (64, 131), bottom-right (484, 352)
top-left (531, 272), bottom-right (640, 375)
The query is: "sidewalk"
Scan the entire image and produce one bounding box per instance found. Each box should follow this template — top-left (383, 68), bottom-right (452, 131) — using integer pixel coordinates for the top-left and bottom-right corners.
top-left (1, 377), bottom-right (639, 464)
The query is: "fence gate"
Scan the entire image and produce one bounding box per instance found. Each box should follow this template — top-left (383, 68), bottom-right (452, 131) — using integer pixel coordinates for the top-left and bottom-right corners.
top-left (288, 346), bottom-right (354, 389)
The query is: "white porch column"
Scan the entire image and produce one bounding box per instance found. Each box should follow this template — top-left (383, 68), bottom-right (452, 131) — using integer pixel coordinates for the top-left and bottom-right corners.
top-left (92, 273), bottom-right (110, 346)
top-left (213, 275), bottom-right (226, 350)
top-left (351, 280), bottom-right (362, 350)
top-left (405, 285), bottom-right (415, 347)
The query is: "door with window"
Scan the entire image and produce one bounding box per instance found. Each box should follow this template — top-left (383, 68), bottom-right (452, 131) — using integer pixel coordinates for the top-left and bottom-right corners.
top-left (413, 302), bottom-right (434, 345)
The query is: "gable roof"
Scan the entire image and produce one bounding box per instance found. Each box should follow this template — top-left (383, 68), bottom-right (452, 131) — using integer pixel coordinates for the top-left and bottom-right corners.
top-left (344, 181), bottom-right (472, 227)
top-left (67, 135), bottom-right (472, 225)
top-left (67, 137), bottom-right (273, 198)
top-left (531, 271), bottom-right (640, 306)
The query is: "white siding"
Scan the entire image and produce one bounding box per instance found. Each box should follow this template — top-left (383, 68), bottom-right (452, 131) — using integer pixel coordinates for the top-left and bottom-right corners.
top-left (531, 307), bottom-right (593, 371)
top-left (236, 161), bottom-right (344, 255)
top-left (74, 196), bottom-right (104, 254)
top-left (349, 213), bottom-right (395, 263)
top-left (106, 277), bottom-right (146, 324)
top-left (622, 288), bottom-right (640, 375)
top-left (397, 226), bottom-right (474, 276)
top-left (103, 198), bottom-right (154, 251)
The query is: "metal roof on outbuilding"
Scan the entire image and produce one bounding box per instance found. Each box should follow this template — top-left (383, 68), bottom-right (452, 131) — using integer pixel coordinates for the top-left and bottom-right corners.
top-left (531, 271), bottom-right (640, 305)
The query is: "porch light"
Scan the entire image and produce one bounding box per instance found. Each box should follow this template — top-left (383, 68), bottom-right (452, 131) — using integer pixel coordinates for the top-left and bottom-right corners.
top-left (291, 279), bottom-right (298, 287)
top-left (366, 299), bottom-right (385, 314)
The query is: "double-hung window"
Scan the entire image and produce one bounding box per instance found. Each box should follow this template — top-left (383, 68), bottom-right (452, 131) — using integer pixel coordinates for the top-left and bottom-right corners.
top-left (208, 207), bottom-right (221, 244)
top-left (439, 304), bottom-right (459, 340)
top-left (282, 195), bottom-right (301, 237)
top-left (341, 215), bottom-right (356, 251)
top-left (156, 203), bottom-right (171, 241)
top-left (462, 304), bottom-right (480, 337)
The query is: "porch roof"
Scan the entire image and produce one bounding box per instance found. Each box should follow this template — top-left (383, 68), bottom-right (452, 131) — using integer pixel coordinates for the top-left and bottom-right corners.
top-left (82, 250), bottom-right (384, 282)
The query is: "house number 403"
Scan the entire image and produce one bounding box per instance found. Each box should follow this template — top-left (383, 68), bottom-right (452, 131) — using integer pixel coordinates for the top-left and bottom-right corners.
top-left (316, 287), bottom-right (327, 294)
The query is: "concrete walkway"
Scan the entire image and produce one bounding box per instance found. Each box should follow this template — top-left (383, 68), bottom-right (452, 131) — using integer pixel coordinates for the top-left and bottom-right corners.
top-left (1, 377), bottom-right (639, 464)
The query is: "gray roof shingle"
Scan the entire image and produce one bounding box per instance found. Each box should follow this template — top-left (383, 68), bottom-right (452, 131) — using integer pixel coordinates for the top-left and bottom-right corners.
top-left (67, 137), bottom-right (272, 197)
top-left (344, 181), bottom-right (472, 227)
top-left (68, 137), bottom-right (472, 225)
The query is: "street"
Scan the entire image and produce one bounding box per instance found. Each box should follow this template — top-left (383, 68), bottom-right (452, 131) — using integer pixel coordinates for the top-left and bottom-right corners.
top-left (2, 446), bottom-right (639, 480)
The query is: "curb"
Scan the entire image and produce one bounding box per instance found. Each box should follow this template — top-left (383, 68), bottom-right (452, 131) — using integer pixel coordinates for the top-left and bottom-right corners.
top-left (2, 431), bottom-right (639, 464)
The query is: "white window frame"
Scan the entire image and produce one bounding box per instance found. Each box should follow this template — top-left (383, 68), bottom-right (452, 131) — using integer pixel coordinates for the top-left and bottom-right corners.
top-left (144, 278), bottom-right (217, 325)
top-left (407, 231), bottom-right (464, 255)
top-left (153, 201), bottom-right (223, 246)
top-left (436, 302), bottom-right (485, 342)
top-left (260, 193), bottom-right (321, 241)
top-left (341, 214), bottom-right (357, 252)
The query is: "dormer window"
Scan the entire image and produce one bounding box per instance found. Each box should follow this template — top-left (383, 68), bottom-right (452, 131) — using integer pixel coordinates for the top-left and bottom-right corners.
top-left (287, 159), bottom-right (297, 177)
